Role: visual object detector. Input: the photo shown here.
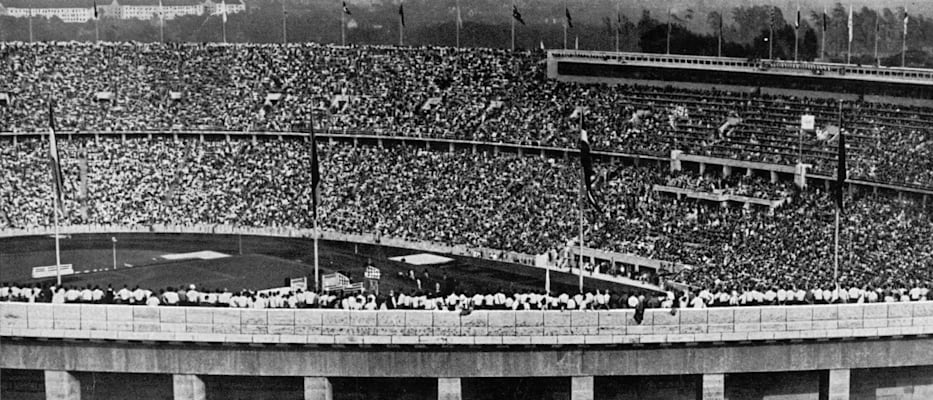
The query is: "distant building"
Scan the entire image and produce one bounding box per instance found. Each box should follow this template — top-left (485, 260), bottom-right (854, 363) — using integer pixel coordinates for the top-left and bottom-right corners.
top-left (0, 0), bottom-right (244, 23)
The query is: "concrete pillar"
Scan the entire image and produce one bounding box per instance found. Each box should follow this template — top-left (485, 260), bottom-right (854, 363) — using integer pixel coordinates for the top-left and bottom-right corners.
top-left (702, 373), bottom-right (724, 400)
top-left (722, 165), bottom-right (731, 177)
top-left (172, 374), bottom-right (206, 400)
top-left (828, 369), bottom-right (850, 400)
top-left (570, 376), bottom-right (593, 400)
top-left (437, 378), bottom-right (462, 400)
top-left (45, 370), bottom-right (81, 400)
top-left (304, 377), bottom-right (333, 400)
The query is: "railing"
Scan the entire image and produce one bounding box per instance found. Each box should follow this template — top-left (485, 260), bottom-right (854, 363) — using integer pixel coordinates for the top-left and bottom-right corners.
top-left (549, 50), bottom-right (933, 84)
top-left (3, 301), bottom-right (933, 345)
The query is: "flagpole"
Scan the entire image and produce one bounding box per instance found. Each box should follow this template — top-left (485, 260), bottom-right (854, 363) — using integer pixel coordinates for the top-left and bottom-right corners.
top-left (511, 0), bottom-right (515, 51)
top-left (563, 0), bottom-right (567, 50)
top-left (794, 2), bottom-right (799, 62)
top-left (821, 8), bottom-right (827, 61)
top-left (314, 213), bottom-right (320, 292)
top-left (282, 3), bottom-right (287, 44)
top-left (873, 13), bottom-right (879, 65)
top-left (29, 8), bottom-right (33, 43)
top-left (615, 4), bottom-right (620, 53)
top-left (769, 12), bottom-right (773, 60)
top-left (159, 7), bottom-right (165, 43)
top-left (846, 5), bottom-right (852, 65)
top-left (399, 2), bottom-right (404, 47)
top-left (455, 0), bottom-right (460, 48)
top-left (834, 100), bottom-right (843, 290)
top-left (666, 8), bottom-right (671, 54)
top-left (578, 111), bottom-right (584, 294)
top-left (54, 189), bottom-right (62, 287)
top-left (222, 14), bottom-right (227, 44)
top-left (95, 15), bottom-right (100, 43)
top-left (718, 12), bottom-right (722, 57)
top-left (341, 8), bottom-right (346, 46)
top-left (902, 11), bottom-right (908, 68)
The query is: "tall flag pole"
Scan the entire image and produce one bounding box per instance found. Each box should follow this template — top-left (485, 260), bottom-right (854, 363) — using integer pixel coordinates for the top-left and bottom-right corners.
top-left (718, 10), bottom-right (723, 57)
top-left (794, 2), bottom-right (800, 61)
top-left (563, 3), bottom-right (572, 50)
top-left (221, 0), bottom-right (228, 44)
top-left (615, 5), bottom-right (621, 53)
top-left (93, 0), bottom-right (100, 43)
top-left (902, 9), bottom-right (908, 67)
top-left (282, 2), bottom-right (287, 44)
top-left (666, 8), bottom-right (672, 54)
top-left (455, 0), bottom-right (462, 48)
top-left (577, 112), bottom-right (601, 293)
top-left (821, 7), bottom-right (827, 61)
top-left (29, 7), bottom-right (34, 42)
top-left (834, 100), bottom-right (846, 290)
top-left (159, 0), bottom-right (165, 43)
top-left (310, 114), bottom-right (321, 291)
top-left (398, 1), bottom-right (405, 46)
top-left (846, 4), bottom-right (853, 64)
top-left (511, 1), bottom-right (525, 51)
top-left (48, 99), bottom-right (65, 286)
top-left (873, 11), bottom-right (879, 65)
top-left (768, 6), bottom-right (774, 60)
top-left (342, 2), bottom-right (351, 46)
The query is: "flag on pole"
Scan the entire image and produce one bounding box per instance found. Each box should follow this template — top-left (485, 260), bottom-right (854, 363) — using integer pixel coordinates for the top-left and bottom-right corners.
top-left (617, 11), bottom-right (623, 33)
top-left (48, 101), bottom-right (65, 216)
top-left (903, 10), bottom-right (909, 36)
top-left (823, 8), bottom-right (828, 32)
top-left (456, 4), bottom-right (463, 28)
top-left (578, 130), bottom-right (602, 214)
top-left (343, 1), bottom-right (351, 15)
top-left (399, 3), bottom-right (405, 27)
top-left (565, 8), bottom-right (573, 29)
top-left (768, 6), bottom-right (774, 30)
top-left (847, 5), bottom-right (853, 42)
top-left (221, 0), bottom-right (227, 23)
top-left (158, 0), bottom-right (164, 22)
top-left (92, 0), bottom-right (98, 19)
top-left (795, 5), bottom-right (800, 29)
top-left (512, 5), bottom-right (525, 25)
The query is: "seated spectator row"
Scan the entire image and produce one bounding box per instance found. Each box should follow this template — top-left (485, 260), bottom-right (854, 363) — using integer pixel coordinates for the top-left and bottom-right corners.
top-left (2, 136), bottom-right (931, 295)
top-left (1, 42), bottom-right (932, 187)
top-left (2, 282), bottom-right (930, 311)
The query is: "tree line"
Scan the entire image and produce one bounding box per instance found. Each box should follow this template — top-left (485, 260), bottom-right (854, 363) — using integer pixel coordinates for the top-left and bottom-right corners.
top-left (0, 1), bottom-right (930, 67)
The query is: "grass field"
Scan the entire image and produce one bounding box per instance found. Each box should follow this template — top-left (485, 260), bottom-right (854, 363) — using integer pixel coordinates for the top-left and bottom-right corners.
top-left (0, 233), bottom-right (636, 295)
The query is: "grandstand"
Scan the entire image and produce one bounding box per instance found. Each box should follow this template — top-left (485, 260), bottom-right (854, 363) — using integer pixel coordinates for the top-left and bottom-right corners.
top-left (2, 42), bottom-right (933, 400)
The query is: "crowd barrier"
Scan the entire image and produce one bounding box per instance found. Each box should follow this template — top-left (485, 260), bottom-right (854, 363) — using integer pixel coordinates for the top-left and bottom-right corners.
top-left (3, 302), bottom-right (933, 345)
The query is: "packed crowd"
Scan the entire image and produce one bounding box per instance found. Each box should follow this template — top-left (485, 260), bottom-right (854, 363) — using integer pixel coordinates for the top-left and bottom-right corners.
top-left (3, 281), bottom-right (930, 311)
top-left (2, 137), bottom-right (932, 295)
top-left (1, 42), bottom-right (932, 187)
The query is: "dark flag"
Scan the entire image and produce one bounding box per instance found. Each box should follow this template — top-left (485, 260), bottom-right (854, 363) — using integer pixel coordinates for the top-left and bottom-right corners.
top-left (795, 7), bottom-right (800, 29)
top-left (823, 9), bottom-right (828, 32)
top-left (835, 105), bottom-right (846, 210)
top-left (617, 11), bottom-right (623, 33)
top-left (48, 101), bottom-right (65, 216)
top-left (93, 0), bottom-right (98, 19)
top-left (342, 1), bottom-right (351, 15)
top-left (399, 3), bottom-right (405, 27)
top-left (565, 8), bottom-right (573, 29)
top-left (578, 130), bottom-right (602, 214)
top-left (512, 5), bottom-right (525, 25)
top-left (310, 118), bottom-right (321, 221)
top-left (769, 6), bottom-right (774, 30)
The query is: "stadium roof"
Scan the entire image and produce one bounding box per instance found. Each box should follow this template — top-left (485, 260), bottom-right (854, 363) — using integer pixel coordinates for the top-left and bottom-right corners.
top-left (0, 0), bottom-right (242, 8)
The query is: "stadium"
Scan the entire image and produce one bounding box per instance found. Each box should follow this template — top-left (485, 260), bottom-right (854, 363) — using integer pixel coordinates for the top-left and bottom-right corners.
top-left (3, 1), bottom-right (933, 399)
